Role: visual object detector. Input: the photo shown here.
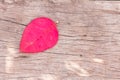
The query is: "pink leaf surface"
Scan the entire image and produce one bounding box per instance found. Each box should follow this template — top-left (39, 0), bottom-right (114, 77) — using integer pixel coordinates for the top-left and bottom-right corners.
top-left (20, 17), bottom-right (59, 53)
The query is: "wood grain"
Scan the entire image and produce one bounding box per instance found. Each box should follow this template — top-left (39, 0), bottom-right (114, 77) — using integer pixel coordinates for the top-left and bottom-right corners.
top-left (0, 0), bottom-right (120, 80)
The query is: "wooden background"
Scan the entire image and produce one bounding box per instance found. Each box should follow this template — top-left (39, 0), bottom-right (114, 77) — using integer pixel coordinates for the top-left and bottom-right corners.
top-left (0, 0), bottom-right (120, 80)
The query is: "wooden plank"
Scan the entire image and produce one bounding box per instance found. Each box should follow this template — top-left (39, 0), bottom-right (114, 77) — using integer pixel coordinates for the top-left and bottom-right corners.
top-left (0, 0), bottom-right (120, 80)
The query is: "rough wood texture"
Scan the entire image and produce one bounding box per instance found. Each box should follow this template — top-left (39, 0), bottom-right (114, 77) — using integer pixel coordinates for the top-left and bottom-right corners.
top-left (0, 0), bottom-right (120, 80)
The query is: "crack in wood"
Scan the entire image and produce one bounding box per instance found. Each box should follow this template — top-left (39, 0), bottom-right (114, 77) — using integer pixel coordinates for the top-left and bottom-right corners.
top-left (0, 18), bottom-right (26, 26)
top-left (45, 52), bottom-right (81, 56)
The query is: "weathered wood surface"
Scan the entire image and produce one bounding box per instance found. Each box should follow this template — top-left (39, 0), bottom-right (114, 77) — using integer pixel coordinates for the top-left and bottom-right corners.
top-left (0, 0), bottom-right (120, 80)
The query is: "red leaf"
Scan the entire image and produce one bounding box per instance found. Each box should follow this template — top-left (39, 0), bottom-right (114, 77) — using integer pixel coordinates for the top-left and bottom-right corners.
top-left (20, 17), bottom-right (59, 53)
